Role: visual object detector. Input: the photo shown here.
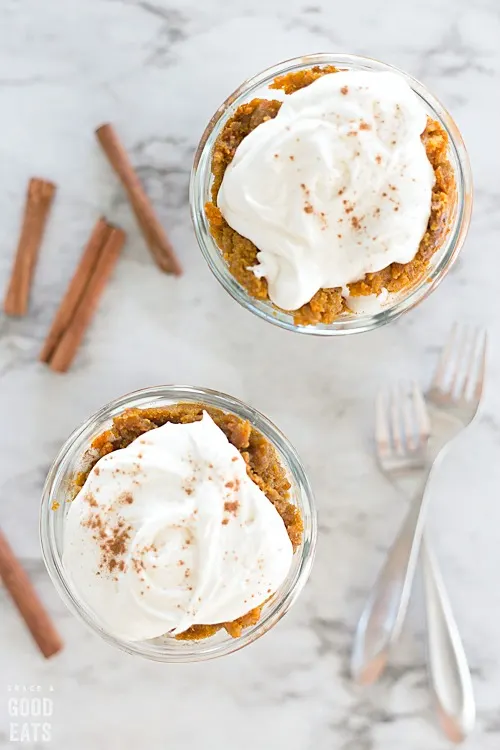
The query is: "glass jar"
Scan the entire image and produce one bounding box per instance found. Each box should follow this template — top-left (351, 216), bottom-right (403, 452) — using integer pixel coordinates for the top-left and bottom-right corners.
top-left (40, 385), bottom-right (316, 662)
top-left (190, 53), bottom-right (473, 335)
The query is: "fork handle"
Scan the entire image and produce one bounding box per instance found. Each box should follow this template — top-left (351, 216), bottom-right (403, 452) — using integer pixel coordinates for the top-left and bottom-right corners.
top-left (422, 537), bottom-right (476, 742)
top-left (351, 471), bottom-right (433, 684)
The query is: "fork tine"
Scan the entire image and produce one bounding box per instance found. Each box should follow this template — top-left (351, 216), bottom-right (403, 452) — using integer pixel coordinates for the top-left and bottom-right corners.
top-left (461, 328), bottom-right (487, 402)
top-left (449, 325), bottom-right (471, 396)
top-left (411, 380), bottom-right (431, 444)
top-left (390, 386), bottom-right (405, 456)
top-left (375, 390), bottom-right (391, 461)
top-left (401, 383), bottom-right (416, 451)
top-left (475, 330), bottom-right (487, 402)
top-left (431, 323), bottom-right (458, 393)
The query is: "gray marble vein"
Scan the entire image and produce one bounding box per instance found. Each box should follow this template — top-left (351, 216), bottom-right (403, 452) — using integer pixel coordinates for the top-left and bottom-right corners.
top-left (0, 0), bottom-right (499, 747)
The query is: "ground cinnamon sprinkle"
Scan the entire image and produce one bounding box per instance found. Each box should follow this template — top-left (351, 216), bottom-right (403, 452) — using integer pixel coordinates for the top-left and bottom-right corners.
top-left (75, 402), bottom-right (303, 641)
top-left (224, 500), bottom-right (240, 515)
top-left (84, 493), bottom-right (98, 508)
top-left (206, 66), bottom-right (455, 325)
top-left (119, 492), bottom-right (134, 505)
top-left (82, 512), bottom-right (132, 575)
top-left (132, 557), bottom-right (145, 575)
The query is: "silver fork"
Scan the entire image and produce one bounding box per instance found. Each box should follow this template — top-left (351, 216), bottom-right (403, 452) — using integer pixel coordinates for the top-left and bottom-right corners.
top-left (375, 385), bottom-right (475, 742)
top-left (351, 383), bottom-right (431, 685)
top-left (351, 327), bottom-right (486, 719)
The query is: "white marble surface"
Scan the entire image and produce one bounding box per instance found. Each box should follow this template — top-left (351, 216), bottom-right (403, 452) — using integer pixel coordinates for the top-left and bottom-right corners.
top-left (0, 0), bottom-right (499, 747)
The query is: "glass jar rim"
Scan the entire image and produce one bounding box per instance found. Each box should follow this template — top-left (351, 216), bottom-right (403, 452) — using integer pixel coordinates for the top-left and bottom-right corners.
top-left (40, 385), bottom-right (317, 662)
top-left (190, 52), bottom-right (473, 336)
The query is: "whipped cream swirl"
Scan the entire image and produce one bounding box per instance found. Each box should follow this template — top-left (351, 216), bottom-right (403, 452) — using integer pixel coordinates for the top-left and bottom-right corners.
top-left (62, 412), bottom-right (293, 641)
top-left (217, 71), bottom-right (435, 311)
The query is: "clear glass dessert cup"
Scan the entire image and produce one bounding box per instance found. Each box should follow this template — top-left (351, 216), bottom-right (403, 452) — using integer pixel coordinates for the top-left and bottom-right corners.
top-left (40, 385), bottom-right (316, 662)
top-left (190, 53), bottom-right (473, 336)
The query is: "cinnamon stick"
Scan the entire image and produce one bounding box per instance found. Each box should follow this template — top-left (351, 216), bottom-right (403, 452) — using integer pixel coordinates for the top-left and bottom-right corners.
top-left (0, 528), bottom-right (63, 658)
top-left (40, 218), bottom-right (112, 363)
top-left (49, 226), bottom-right (126, 372)
top-left (4, 178), bottom-right (56, 316)
top-left (95, 123), bottom-right (182, 276)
